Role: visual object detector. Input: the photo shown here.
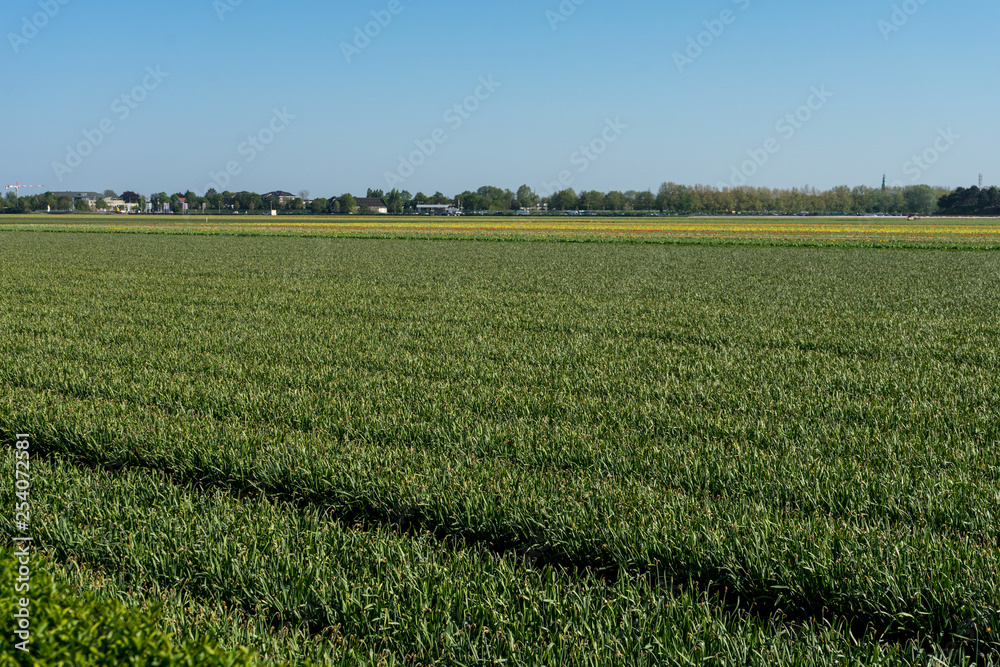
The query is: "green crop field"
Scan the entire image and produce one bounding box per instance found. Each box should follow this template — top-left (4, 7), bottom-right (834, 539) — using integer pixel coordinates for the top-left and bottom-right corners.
top-left (1, 230), bottom-right (998, 665)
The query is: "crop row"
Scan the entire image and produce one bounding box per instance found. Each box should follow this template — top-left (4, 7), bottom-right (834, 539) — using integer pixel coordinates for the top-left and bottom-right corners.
top-left (3, 383), bottom-right (997, 653)
top-left (2, 454), bottom-right (988, 666)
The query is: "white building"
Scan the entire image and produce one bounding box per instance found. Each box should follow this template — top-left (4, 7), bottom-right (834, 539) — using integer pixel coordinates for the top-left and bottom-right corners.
top-left (416, 204), bottom-right (462, 216)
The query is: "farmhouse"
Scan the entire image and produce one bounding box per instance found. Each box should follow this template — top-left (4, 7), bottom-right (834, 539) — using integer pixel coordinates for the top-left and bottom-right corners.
top-left (264, 191), bottom-right (298, 205)
top-left (355, 197), bottom-right (388, 214)
top-left (331, 196), bottom-right (389, 214)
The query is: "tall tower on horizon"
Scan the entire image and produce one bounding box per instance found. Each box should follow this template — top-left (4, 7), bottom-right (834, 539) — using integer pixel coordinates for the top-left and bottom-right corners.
top-left (882, 174), bottom-right (887, 190)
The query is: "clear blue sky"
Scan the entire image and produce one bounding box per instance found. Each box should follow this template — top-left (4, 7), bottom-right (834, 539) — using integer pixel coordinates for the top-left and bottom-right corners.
top-left (4, 0), bottom-right (998, 198)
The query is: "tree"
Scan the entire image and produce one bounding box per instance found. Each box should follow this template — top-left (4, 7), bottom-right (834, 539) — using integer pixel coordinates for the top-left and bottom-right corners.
top-left (472, 186), bottom-right (514, 211)
top-left (233, 192), bottom-right (262, 211)
top-left (335, 194), bottom-right (356, 214)
top-left (103, 189), bottom-right (118, 199)
top-left (384, 189), bottom-right (404, 213)
top-left (475, 186), bottom-right (501, 211)
top-left (95, 198), bottom-right (108, 210)
top-left (4, 195), bottom-right (21, 213)
top-left (881, 186), bottom-right (905, 214)
top-left (74, 198), bottom-right (91, 212)
top-left (851, 186), bottom-right (878, 214)
top-left (516, 184), bottom-right (539, 210)
top-left (656, 182), bottom-right (676, 212)
top-left (604, 191), bottom-right (626, 211)
top-left (37, 193), bottom-right (56, 211)
top-left (692, 185), bottom-right (710, 212)
top-left (121, 191), bottom-right (141, 204)
top-left (726, 186), bottom-right (759, 213)
top-left (984, 186), bottom-right (1000, 213)
top-left (456, 190), bottom-right (480, 212)
top-left (900, 185), bottom-right (934, 215)
top-left (184, 190), bottom-right (204, 210)
top-left (205, 189), bottom-right (223, 211)
top-left (549, 189), bottom-right (578, 211)
top-left (678, 186), bottom-right (698, 213)
top-left (309, 197), bottom-right (329, 214)
top-left (623, 190), bottom-right (656, 212)
top-left (298, 190), bottom-right (310, 201)
top-left (169, 193), bottom-right (184, 214)
top-left (828, 185), bottom-right (853, 214)
top-left (937, 185), bottom-right (1000, 215)
top-left (579, 190), bottom-right (604, 211)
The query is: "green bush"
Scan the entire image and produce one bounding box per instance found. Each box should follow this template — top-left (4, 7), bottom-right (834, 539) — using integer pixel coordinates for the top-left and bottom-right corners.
top-left (0, 547), bottom-right (258, 666)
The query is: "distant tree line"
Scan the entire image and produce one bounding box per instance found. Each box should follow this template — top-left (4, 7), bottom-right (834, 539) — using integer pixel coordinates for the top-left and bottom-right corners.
top-left (935, 186), bottom-right (1000, 215)
top-left (541, 183), bottom-right (951, 216)
top-left (3, 182), bottom-right (998, 216)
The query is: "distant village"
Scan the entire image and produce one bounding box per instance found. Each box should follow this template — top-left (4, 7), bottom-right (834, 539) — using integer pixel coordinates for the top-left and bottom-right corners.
top-left (3, 182), bottom-right (999, 216)
top-left (12, 190), bottom-right (464, 216)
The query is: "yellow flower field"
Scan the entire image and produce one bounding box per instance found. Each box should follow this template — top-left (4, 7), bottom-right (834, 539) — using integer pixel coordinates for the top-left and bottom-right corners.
top-left (3, 214), bottom-right (999, 247)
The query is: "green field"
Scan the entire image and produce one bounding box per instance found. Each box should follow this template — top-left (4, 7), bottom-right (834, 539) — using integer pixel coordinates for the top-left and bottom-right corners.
top-left (2, 231), bottom-right (998, 665)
